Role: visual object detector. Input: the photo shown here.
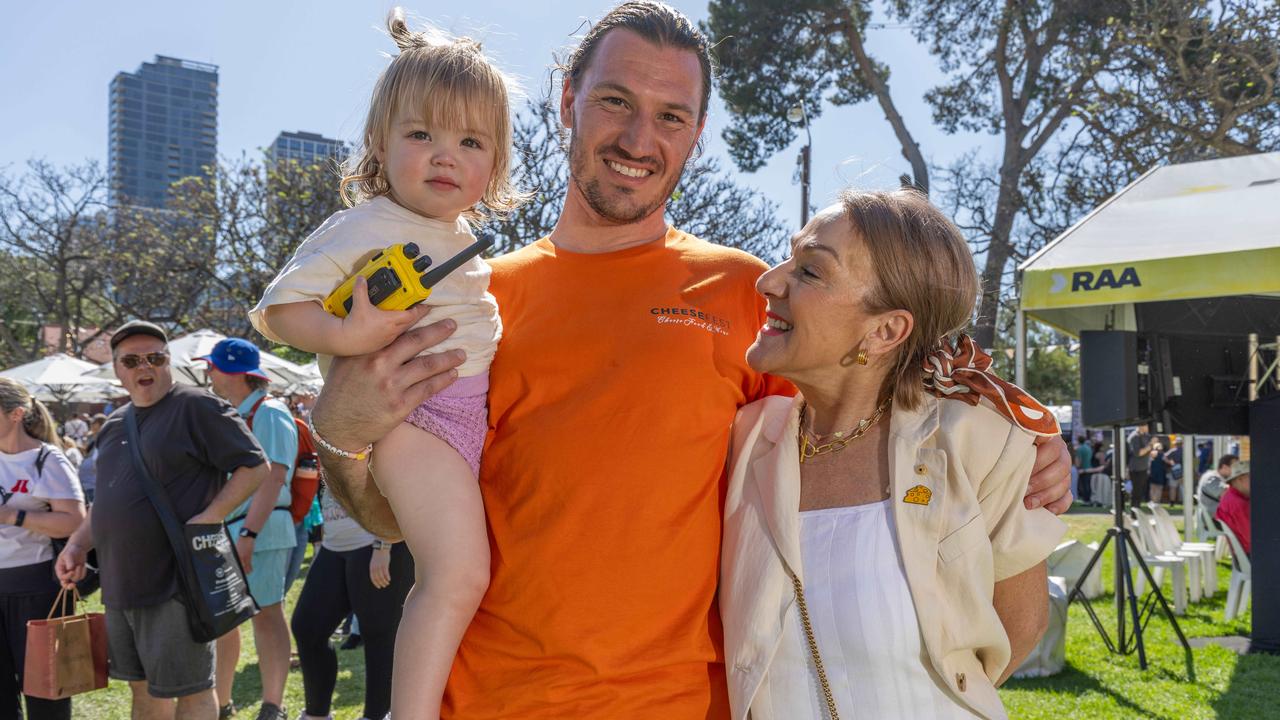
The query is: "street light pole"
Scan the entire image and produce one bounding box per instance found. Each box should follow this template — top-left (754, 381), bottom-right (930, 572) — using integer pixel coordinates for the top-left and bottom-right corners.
top-left (788, 102), bottom-right (813, 226)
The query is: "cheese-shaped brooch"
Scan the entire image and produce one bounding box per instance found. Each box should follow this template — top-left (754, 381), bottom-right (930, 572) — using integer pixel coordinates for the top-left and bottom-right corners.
top-left (903, 485), bottom-right (933, 506)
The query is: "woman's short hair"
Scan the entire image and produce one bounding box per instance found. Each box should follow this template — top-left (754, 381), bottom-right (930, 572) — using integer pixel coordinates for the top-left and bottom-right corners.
top-left (839, 188), bottom-right (980, 411)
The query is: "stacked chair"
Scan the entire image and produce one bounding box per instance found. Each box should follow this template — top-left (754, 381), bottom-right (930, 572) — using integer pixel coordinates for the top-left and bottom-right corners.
top-left (1142, 503), bottom-right (1218, 600)
top-left (1123, 511), bottom-right (1189, 614)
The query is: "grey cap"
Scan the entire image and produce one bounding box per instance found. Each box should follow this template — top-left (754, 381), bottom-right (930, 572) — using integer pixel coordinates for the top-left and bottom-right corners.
top-left (109, 320), bottom-right (168, 350)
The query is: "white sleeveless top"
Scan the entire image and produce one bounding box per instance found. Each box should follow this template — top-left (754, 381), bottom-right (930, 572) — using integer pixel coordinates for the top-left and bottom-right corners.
top-left (764, 500), bottom-right (980, 719)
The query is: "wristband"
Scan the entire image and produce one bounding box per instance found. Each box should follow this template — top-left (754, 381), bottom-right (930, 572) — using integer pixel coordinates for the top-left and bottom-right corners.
top-left (15, 510), bottom-right (26, 527)
top-left (372, 539), bottom-right (393, 551)
top-left (308, 418), bottom-right (373, 461)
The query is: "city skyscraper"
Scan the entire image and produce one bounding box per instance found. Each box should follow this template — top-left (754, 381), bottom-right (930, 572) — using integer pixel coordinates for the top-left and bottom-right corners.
top-left (107, 55), bottom-right (218, 208)
top-left (267, 130), bottom-right (347, 167)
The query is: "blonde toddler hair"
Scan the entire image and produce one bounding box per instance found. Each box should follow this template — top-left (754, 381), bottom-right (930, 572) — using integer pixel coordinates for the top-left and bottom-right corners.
top-left (340, 8), bottom-right (526, 220)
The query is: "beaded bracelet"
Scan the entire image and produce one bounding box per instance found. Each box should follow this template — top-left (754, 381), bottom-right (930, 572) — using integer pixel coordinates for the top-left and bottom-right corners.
top-left (307, 419), bottom-right (372, 461)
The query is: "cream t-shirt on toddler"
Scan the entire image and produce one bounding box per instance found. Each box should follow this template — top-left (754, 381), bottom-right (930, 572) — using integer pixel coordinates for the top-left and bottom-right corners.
top-left (249, 195), bottom-right (500, 378)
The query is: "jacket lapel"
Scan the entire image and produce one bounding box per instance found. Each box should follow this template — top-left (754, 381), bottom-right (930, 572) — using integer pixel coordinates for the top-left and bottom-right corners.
top-left (750, 395), bottom-right (805, 580)
top-left (889, 396), bottom-right (948, 654)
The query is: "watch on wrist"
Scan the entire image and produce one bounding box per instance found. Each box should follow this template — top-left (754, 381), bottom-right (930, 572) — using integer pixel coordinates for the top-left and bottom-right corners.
top-left (15, 510), bottom-right (26, 527)
top-left (372, 539), bottom-right (391, 551)
top-left (239, 527), bottom-right (259, 540)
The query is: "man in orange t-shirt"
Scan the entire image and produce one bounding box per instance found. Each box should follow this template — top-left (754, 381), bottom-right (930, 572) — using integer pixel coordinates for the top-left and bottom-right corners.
top-left (309, 4), bottom-right (1074, 718)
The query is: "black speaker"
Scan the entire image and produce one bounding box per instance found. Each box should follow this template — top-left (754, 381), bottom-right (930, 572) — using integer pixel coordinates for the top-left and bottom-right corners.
top-left (1158, 334), bottom-right (1250, 435)
top-left (1081, 330), bottom-right (1149, 427)
top-left (1249, 394), bottom-right (1280, 654)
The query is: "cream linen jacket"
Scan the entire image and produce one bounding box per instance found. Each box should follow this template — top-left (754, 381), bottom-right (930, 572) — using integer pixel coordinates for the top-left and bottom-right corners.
top-left (721, 393), bottom-right (1066, 720)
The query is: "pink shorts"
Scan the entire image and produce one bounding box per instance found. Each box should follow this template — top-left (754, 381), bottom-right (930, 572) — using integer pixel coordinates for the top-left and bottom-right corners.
top-left (404, 372), bottom-right (488, 477)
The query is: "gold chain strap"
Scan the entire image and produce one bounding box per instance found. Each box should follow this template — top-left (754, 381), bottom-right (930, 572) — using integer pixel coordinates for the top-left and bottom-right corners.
top-left (787, 568), bottom-right (841, 720)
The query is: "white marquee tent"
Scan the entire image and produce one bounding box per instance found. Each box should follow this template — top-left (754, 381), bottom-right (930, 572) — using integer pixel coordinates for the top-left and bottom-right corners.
top-left (1016, 151), bottom-right (1280, 534)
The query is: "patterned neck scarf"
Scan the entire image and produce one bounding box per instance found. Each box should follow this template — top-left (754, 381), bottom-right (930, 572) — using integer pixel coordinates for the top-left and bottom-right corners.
top-left (922, 334), bottom-right (1060, 437)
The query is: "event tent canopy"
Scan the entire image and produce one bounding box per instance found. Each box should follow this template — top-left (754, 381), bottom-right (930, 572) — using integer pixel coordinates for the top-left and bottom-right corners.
top-left (0, 353), bottom-right (123, 403)
top-left (1018, 151), bottom-right (1280, 336)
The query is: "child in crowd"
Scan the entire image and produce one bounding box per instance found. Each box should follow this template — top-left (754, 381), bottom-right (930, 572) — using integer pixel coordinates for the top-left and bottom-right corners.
top-left (249, 9), bottom-right (523, 716)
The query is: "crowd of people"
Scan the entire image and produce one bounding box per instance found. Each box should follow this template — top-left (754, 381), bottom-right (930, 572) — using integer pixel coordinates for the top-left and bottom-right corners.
top-left (1, 327), bottom-right (406, 720)
top-left (1067, 430), bottom-right (1252, 566)
top-left (2, 3), bottom-right (1116, 719)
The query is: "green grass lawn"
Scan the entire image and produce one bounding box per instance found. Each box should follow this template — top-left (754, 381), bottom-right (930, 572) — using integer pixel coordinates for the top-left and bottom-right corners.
top-left (67, 507), bottom-right (1278, 719)
top-left (71, 544), bottom-right (370, 720)
top-left (1000, 506), bottom-right (1278, 719)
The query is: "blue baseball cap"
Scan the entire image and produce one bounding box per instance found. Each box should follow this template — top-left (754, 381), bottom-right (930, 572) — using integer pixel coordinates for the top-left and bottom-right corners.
top-left (200, 338), bottom-right (270, 381)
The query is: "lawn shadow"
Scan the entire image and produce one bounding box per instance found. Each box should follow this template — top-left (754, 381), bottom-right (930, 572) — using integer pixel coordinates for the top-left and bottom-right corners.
top-left (1209, 647), bottom-right (1280, 719)
top-left (1007, 659), bottom-right (1171, 719)
top-left (230, 659), bottom-right (264, 709)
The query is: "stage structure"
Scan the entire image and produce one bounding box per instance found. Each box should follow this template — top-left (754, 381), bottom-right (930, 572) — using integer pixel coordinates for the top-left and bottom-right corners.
top-left (1016, 151), bottom-right (1280, 655)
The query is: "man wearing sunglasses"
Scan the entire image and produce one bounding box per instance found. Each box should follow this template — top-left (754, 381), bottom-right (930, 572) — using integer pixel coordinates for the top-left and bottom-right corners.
top-left (56, 321), bottom-right (270, 720)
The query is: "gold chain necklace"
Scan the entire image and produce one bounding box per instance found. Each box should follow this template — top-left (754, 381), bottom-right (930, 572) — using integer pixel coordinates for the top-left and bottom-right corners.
top-left (798, 397), bottom-right (891, 463)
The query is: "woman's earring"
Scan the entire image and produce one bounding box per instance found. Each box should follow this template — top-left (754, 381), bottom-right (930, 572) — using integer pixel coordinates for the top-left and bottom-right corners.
top-left (840, 348), bottom-right (869, 367)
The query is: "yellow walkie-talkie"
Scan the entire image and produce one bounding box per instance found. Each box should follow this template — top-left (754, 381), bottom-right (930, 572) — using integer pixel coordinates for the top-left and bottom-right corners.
top-left (322, 235), bottom-right (494, 318)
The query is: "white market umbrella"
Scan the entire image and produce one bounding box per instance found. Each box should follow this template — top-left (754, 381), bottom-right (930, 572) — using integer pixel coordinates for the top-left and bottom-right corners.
top-left (287, 361), bottom-right (324, 395)
top-left (0, 353), bottom-right (123, 404)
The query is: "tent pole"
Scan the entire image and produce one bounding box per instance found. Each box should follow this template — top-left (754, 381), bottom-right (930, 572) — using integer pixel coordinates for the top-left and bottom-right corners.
top-left (1183, 435), bottom-right (1195, 540)
top-left (1248, 333), bottom-right (1259, 401)
top-left (1015, 306), bottom-right (1027, 388)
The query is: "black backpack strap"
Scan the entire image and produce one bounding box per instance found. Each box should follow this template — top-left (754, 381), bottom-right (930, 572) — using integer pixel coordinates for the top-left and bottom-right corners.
top-left (34, 444), bottom-right (51, 478)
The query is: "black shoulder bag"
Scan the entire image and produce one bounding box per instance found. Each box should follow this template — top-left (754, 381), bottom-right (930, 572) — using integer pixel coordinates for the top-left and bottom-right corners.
top-left (123, 406), bottom-right (258, 642)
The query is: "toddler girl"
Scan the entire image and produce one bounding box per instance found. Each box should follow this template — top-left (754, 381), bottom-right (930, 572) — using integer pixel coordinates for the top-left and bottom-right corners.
top-left (249, 9), bottom-right (522, 717)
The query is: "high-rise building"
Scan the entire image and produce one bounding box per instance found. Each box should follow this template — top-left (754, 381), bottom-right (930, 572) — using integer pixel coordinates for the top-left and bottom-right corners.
top-left (108, 55), bottom-right (218, 208)
top-left (267, 130), bottom-right (347, 167)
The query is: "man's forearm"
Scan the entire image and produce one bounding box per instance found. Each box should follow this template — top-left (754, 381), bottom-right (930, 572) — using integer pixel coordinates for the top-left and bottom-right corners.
top-left (319, 452), bottom-right (403, 541)
top-left (204, 462), bottom-right (269, 521)
top-left (241, 464), bottom-right (287, 532)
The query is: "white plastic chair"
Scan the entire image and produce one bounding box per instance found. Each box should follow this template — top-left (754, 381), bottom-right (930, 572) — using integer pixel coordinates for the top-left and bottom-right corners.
top-left (1147, 503), bottom-right (1218, 598)
top-left (1126, 512), bottom-right (1188, 615)
top-left (1133, 508), bottom-right (1201, 604)
top-left (1195, 501), bottom-right (1230, 561)
top-left (1217, 521), bottom-right (1252, 621)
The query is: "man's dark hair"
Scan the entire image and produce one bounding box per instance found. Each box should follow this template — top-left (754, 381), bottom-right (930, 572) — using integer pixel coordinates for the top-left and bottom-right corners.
top-left (247, 375), bottom-right (270, 393)
top-left (560, 1), bottom-right (714, 120)
top-left (1218, 454), bottom-right (1238, 470)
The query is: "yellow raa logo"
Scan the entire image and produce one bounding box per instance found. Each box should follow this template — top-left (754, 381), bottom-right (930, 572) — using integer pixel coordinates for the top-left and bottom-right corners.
top-left (903, 485), bottom-right (932, 506)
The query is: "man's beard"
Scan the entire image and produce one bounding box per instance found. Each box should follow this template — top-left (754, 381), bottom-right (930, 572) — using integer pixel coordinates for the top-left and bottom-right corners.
top-left (567, 130), bottom-right (686, 224)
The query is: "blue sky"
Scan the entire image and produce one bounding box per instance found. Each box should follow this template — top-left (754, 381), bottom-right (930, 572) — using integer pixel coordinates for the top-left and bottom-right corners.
top-left (0, 0), bottom-right (992, 246)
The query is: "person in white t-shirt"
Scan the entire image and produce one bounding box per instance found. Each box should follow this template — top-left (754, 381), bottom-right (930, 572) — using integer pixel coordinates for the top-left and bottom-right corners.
top-left (0, 378), bottom-right (86, 720)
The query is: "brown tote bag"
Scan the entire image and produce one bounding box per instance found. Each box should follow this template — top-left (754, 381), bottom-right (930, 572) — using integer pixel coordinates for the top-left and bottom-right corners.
top-left (23, 587), bottom-right (108, 700)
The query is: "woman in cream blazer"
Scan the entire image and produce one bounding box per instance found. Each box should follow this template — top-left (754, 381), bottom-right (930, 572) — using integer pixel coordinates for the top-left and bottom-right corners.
top-left (722, 189), bottom-right (1066, 720)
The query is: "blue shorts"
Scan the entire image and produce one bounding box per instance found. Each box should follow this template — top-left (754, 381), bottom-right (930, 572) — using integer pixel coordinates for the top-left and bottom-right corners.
top-left (245, 548), bottom-right (292, 607)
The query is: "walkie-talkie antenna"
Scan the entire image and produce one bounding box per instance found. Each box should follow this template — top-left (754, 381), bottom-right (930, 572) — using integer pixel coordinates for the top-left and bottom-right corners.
top-left (419, 234), bottom-right (494, 289)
